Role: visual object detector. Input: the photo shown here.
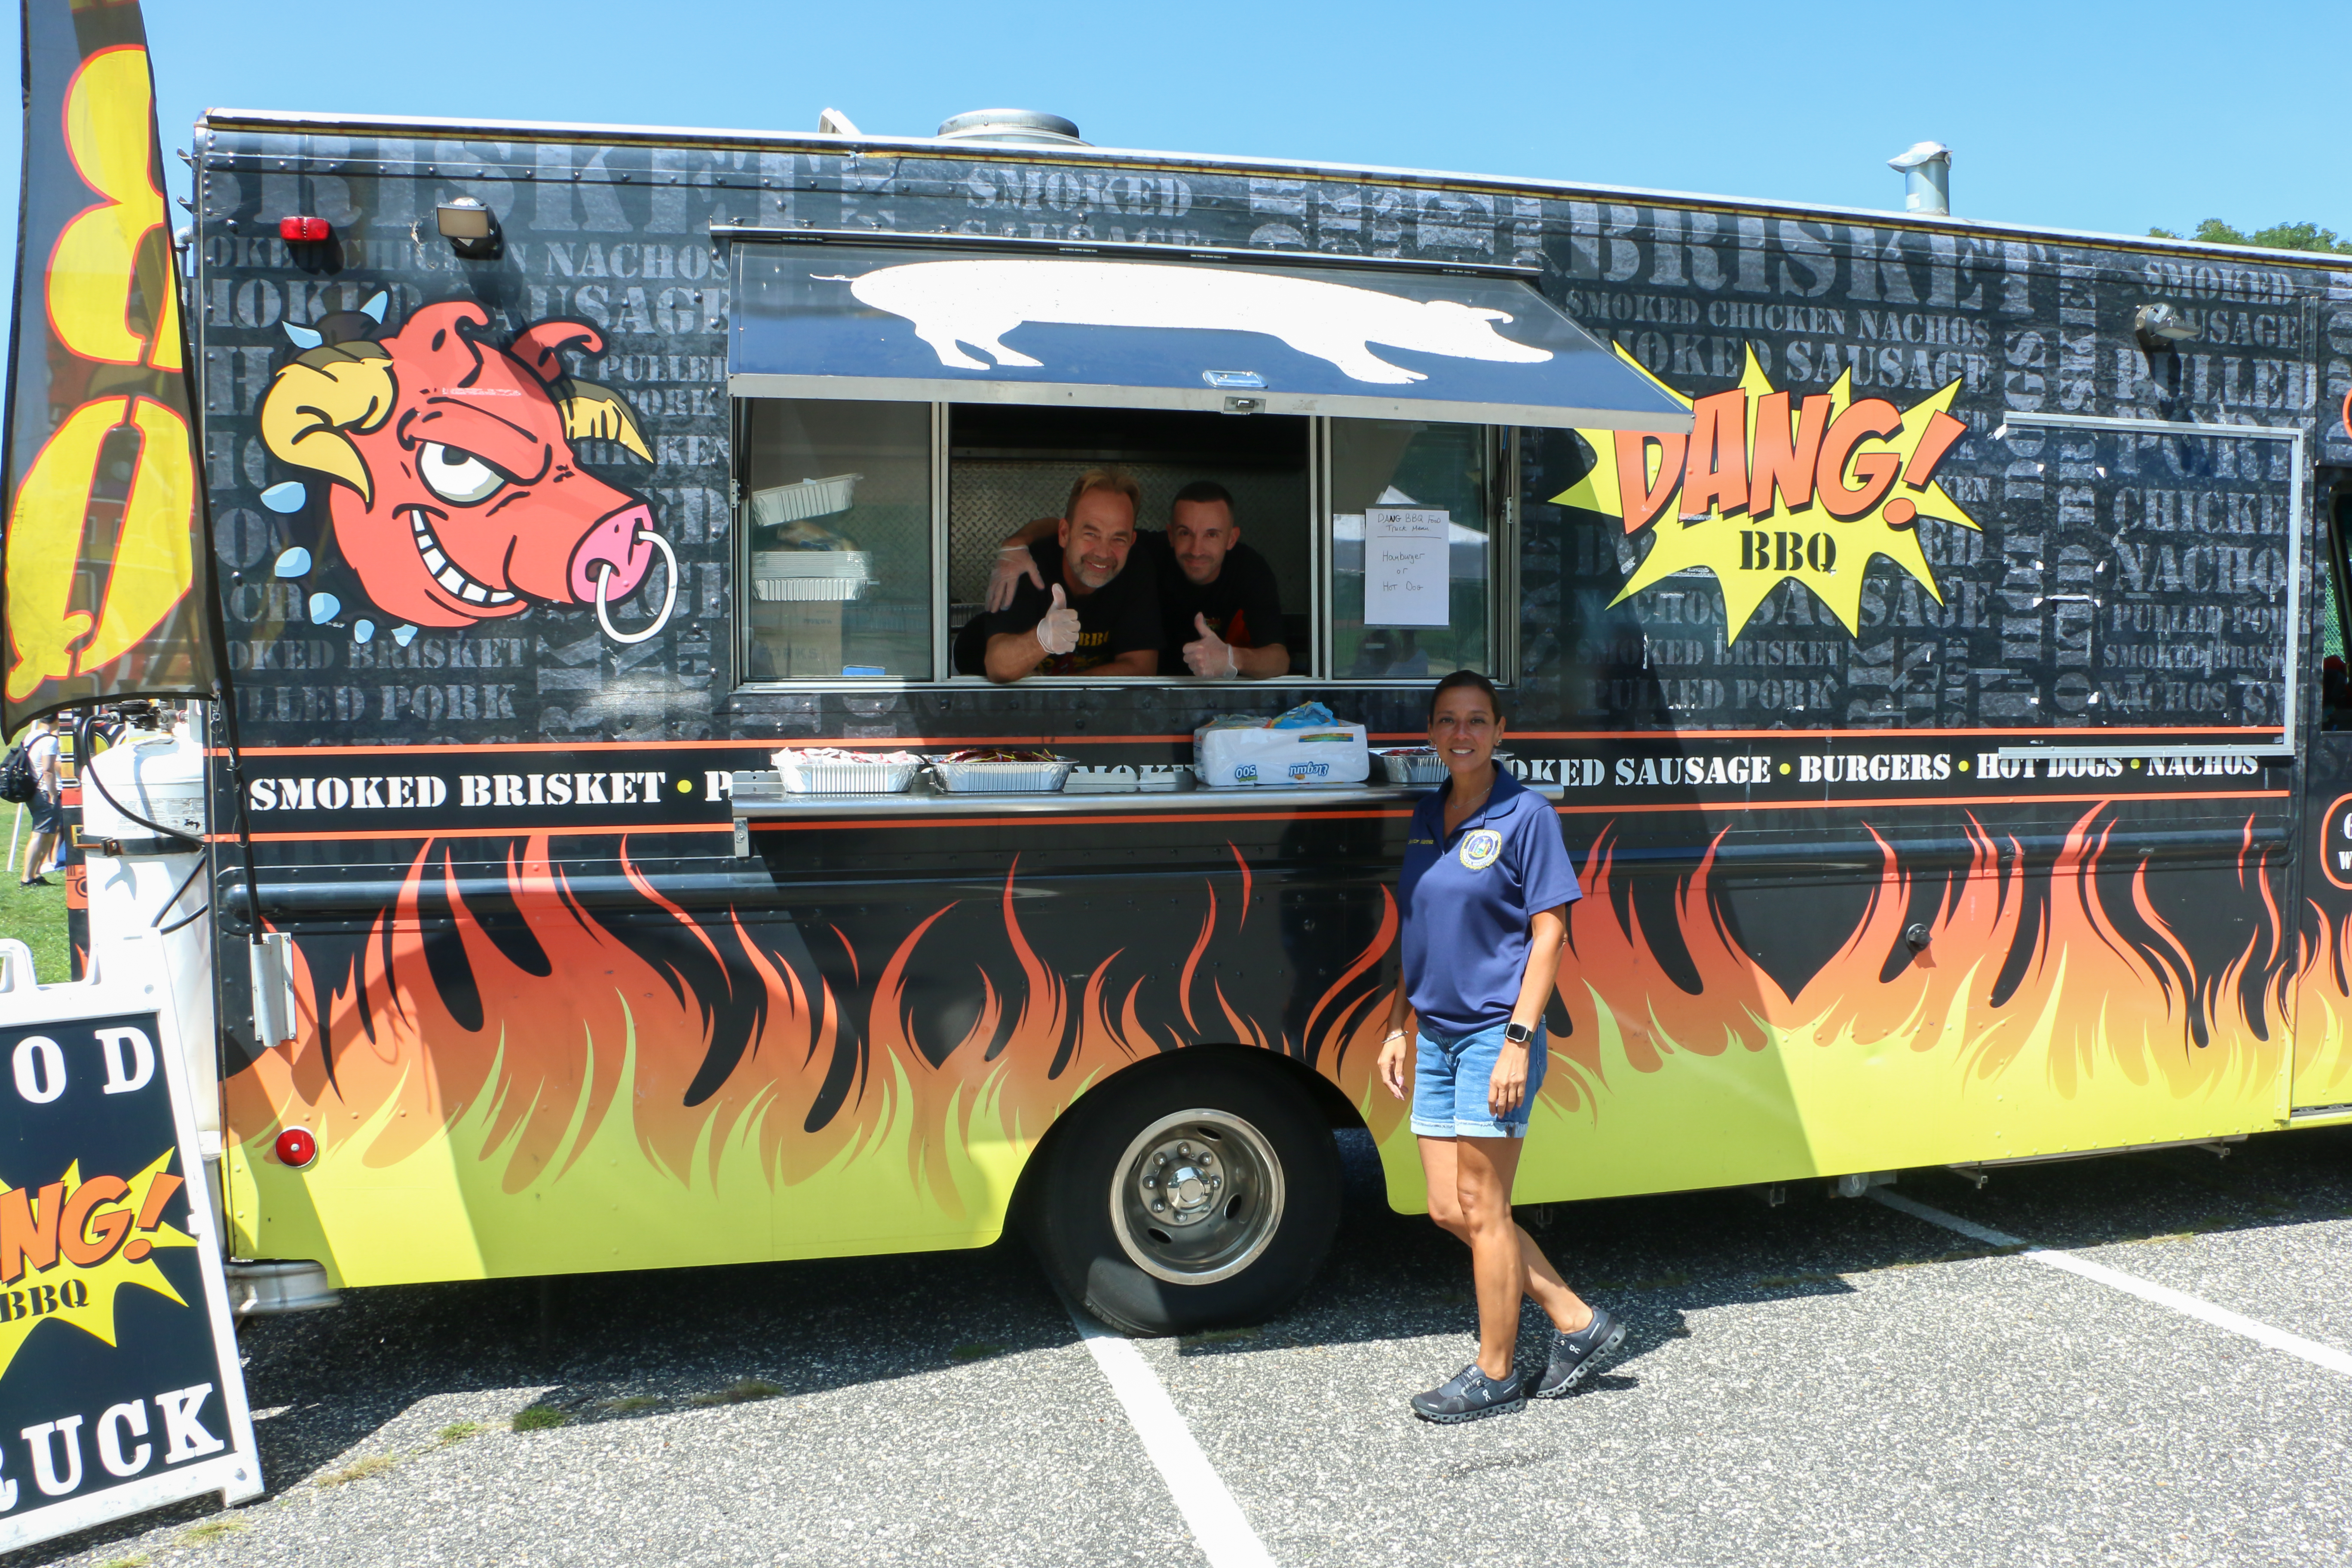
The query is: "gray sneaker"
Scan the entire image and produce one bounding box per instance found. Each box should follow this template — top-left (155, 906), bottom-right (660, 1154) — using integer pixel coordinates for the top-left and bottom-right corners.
top-left (1531, 1306), bottom-right (1624, 1398)
top-left (1410, 1361), bottom-right (1526, 1424)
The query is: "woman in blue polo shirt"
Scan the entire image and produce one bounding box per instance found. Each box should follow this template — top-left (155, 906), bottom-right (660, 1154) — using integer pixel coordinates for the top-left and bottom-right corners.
top-left (1377, 670), bottom-right (1623, 1423)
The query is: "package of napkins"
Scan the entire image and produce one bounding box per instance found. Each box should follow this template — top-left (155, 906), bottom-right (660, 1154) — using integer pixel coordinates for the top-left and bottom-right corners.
top-left (1193, 703), bottom-right (1370, 787)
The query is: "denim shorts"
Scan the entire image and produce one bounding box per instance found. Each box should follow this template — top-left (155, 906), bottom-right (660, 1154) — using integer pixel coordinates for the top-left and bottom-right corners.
top-left (26, 794), bottom-right (59, 834)
top-left (1410, 1020), bottom-right (1547, 1139)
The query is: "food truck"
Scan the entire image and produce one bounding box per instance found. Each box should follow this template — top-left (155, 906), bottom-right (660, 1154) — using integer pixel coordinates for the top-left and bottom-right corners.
top-left (145, 102), bottom-right (2352, 1333)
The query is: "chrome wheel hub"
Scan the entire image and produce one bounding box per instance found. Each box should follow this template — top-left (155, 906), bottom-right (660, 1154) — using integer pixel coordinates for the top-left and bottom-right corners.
top-left (1110, 1109), bottom-right (1285, 1285)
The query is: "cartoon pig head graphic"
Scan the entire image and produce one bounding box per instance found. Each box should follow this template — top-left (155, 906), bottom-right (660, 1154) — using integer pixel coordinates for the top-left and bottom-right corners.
top-left (259, 300), bottom-right (674, 641)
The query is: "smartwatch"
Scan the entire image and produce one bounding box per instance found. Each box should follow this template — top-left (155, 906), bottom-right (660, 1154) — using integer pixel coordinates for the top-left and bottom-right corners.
top-left (1503, 1022), bottom-right (1534, 1046)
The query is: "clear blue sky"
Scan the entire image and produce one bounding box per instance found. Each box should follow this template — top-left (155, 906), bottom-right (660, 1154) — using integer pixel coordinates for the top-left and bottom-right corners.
top-left (3, 0), bottom-right (2346, 306)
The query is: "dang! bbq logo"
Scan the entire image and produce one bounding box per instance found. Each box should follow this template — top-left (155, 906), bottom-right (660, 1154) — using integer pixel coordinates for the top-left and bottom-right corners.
top-left (0, 1150), bottom-right (192, 1378)
top-left (1554, 346), bottom-right (1982, 640)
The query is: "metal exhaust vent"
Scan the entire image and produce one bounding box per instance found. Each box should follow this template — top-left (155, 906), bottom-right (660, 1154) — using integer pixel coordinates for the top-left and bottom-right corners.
top-left (1888, 142), bottom-right (1951, 216)
top-left (936, 109), bottom-right (1087, 147)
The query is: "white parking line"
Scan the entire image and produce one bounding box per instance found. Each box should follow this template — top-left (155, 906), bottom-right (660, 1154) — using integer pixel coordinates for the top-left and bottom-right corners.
top-left (1066, 1302), bottom-right (1278, 1568)
top-left (1872, 1188), bottom-right (2352, 1379)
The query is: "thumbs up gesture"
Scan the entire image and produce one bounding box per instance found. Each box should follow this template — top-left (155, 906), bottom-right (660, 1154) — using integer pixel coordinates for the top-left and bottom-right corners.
top-left (1035, 583), bottom-right (1081, 656)
top-left (1184, 612), bottom-right (1239, 678)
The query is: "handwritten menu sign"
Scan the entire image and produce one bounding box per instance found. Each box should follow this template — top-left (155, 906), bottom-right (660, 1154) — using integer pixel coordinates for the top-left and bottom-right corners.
top-left (1364, 508), bottom-right (1451, 628)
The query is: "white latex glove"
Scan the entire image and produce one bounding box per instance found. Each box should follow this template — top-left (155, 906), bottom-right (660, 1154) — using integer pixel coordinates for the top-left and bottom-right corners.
top-left (1035, 584), bottom-right (1080, 656)
top-left (987, 545), bottom-right (1046, 612)
top-left (1183, 613), bottom-right (1240, 678)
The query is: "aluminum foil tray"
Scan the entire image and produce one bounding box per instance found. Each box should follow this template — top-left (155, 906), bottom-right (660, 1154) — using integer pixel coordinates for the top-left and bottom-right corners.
top-left (751, 473), bottom-right (861, 526)
top-left (1375, 749), bottom-right (1448, 784)
top-left (1374, 749), bottom-right (1523, 784)
top-left (751, 576), bottom-right (868, 603)
top-left (928, 758), bottom-right (1076, 793)
top-left (774, 758), bottom-right (921, 795)
top-left (1064, 766), bottom-right (1187, 793)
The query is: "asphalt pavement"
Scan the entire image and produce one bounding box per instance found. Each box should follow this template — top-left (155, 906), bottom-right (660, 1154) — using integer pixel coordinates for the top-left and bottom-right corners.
top-left (10, 1125), bottom-right (2352, 1568)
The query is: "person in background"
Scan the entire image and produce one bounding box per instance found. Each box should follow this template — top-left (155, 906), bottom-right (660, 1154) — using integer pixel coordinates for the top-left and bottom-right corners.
top-left (19, 716), bottom-right (61, 888)
top-left (988, 479), bottom-right (1288, 678)
top-left (971, 467), bottom-right (1161, 683)
top-left (1376, 670), bottom-right (1622, 1422)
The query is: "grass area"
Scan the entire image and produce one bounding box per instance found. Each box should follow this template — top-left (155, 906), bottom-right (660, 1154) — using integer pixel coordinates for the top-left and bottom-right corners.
top-left (0, 844), bottom-right (71, 983)
top-left (175, 1519), bottom-right (246, 1547)
top-left (97, 1556), bottom-right (150, 1568)
top-left (436, 1420), bottom-right (489, 1445)
top-left (602, 1395), bottom-right (662, 1415)
top-left (315, 1453), bottom-right (398, 1488)
top-left (510, 1406), bottom-right (570, 1431)
top-left (688, 1378), bottom-right (782, 1406)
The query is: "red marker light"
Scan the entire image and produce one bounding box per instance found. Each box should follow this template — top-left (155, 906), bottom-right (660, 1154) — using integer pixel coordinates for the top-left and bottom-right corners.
top-left (274, 1127), bottom-right (318, 1168)
top-left (278, 215), bottom-right (331, 242)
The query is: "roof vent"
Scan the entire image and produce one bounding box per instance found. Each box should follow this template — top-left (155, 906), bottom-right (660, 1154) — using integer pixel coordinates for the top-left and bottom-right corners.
top-left (936, 109), bottom-right (1087, 147)
top-left (1887, 142), bottom-right (1951, 216)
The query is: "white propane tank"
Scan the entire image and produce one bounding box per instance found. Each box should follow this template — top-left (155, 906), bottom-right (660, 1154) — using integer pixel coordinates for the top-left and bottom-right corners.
top-left (80, 710), bottom-right (217, 1142)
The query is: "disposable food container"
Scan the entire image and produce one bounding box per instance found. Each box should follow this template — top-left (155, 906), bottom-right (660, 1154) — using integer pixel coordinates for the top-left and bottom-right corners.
top-left (1374, 748), bottom-right (1447, 785)
top-left (750, 549), bottom-right (872, 603)
top-left (750, 473), bottom-right (861, 526)
top-left (772, 750), bottom-right (922, 795)
top-left (1064, 765), bottom-right (1187, 793)
top-left (1375, 748), bottom-right (1523, 785)
top-left (928, 757), bottom-right (1076, 793)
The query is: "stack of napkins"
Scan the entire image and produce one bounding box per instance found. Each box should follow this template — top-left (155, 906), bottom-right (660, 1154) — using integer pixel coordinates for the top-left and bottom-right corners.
top-left (1193, 703), bottom-right (1370, 788)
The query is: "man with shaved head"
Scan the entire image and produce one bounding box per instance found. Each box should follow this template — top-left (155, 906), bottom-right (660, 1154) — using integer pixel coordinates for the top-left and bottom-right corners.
top-left (968, 467), bottom-right (1161, 683)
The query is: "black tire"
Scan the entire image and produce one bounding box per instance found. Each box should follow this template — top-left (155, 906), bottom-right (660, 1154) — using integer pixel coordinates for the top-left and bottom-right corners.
top-left (1023, 1051), bottom-right (1341, 1336)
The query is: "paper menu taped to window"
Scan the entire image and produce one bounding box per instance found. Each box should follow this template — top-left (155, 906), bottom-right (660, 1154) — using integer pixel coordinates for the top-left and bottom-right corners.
top-left (1363, 508), bottom-right (1451, 628)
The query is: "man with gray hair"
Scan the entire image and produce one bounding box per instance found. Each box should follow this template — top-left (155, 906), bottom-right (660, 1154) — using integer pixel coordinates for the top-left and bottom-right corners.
top-left (988, 478), bottom-right (1288, 678)
top-left (968, 466), bottom-right (1162, 683)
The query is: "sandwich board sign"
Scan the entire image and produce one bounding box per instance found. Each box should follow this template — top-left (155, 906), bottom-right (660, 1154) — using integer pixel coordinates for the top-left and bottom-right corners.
top-left (0, 933), bottom-right (261, 1551)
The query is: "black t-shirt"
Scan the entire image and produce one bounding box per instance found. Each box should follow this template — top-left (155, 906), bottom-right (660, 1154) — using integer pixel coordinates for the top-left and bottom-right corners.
top-left (976, 540), bottom-right (1161, 676)
top-left (1134, 533), bottom-right (1287, 663)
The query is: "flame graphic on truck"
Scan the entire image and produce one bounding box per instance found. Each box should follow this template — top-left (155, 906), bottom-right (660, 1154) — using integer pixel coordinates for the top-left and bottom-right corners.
top-left (1553, 810), bottom-right (2283, 1113)
top-left (230, 839), bottom-right (1402, 1216)
top-left (224, 804), bottom-right (2295, 1260)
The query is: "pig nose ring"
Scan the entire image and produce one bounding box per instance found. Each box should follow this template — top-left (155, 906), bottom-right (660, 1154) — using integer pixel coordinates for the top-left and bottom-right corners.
top-left (593, 529), bottom-right (677, 645)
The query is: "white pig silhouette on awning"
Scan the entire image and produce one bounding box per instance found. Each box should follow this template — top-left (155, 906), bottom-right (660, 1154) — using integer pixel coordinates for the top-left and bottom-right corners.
top-left (729, 239), bottom-right (1691, 432)
top-left (837, 258), bottom-right (1550, 386)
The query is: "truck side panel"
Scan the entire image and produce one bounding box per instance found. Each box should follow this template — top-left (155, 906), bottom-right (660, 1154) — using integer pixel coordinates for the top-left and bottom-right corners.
top-left (195, 121), bottom-right (2328, 1285)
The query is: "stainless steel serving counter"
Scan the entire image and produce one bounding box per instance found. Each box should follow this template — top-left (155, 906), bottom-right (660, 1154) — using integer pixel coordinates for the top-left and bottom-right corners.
top-left (726, 769), bottom-right (1564, 853)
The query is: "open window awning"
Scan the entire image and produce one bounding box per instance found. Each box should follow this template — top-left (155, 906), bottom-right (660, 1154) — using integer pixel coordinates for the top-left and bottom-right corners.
top-left (727, 239), bottom-right (1692, 432)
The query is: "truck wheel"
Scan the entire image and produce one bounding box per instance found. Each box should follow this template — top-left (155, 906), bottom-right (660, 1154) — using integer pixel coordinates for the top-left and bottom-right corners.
top-left (1025, 1055), bottom-right (1341, 1336)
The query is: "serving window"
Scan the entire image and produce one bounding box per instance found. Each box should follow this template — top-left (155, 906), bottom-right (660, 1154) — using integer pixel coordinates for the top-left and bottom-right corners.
top-left (1329, 420), bottom-right (1504, 681)
top-left (739, 398), bottom-right (934, 682)
top-left (722, 235), bottom-right (1695, 687)
top-left (731, 398), bottom-right (1513, 687)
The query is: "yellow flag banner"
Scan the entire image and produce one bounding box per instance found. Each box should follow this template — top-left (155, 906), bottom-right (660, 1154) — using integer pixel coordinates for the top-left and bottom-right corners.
top-left (0, 0), bottom-right (215, 732)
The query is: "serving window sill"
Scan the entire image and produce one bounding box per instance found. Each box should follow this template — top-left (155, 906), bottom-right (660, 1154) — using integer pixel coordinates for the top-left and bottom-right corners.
top-left (725, 674), bottom-right (1504, 694)
top-left (725, 770), bottom-right (1563, 848)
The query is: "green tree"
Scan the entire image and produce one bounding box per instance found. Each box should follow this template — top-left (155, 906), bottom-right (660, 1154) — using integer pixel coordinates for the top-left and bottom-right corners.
top-left (2147, 218), bottom-right (2352, 254)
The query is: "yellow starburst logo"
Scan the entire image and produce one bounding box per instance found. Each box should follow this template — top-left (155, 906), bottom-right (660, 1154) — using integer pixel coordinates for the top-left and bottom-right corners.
top-left (0, 1151), bottom-right (195, 1378)
top-left (1553, 345), bottom-right (1982, 641)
